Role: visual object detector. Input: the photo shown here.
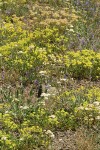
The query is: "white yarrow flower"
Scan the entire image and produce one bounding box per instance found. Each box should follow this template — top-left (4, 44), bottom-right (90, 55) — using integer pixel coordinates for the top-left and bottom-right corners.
top-left (1, 136), bottom-right (7, 140)
top-left (29, 45), bottom-right (34, 49)
top-left (78, 106), bottom-right (84, 110)
top-left (47, 87), bottom-right (57, 95)
top-left (60, 78), bottom-right (67, 81)
top-left (46, 130), bottom-right (55, 139)
top-left (22, 106), bottom-right (29, 110)
top-left (0, 53), bottom-right (2, 57)
top-left (49, 115), bottom-right (56, 119)
top-left (93, 101), bottom-right (100, 106)
top-left (41, 93), bottom-right (50, 97)
top-left (70, 25), bottom-right (74, 28)
top-left (69, 29), bottom-right (74, 32)
top-left (39, 71), bottom-right (47, 75)
top-left (20, 105), bottom-right (29, 110)
top-left (96, 116), bottom-right (100, 120)
top-left (5, 111), bottom-right (9, 114)
top-left (19, 138), bottom-right (24, 141)
top-left (17, 51), bottom-right (24, 54)
top-left (13, 98), bottom-right (20, 102)
top-left (39, 101), bottom-right (46, 106)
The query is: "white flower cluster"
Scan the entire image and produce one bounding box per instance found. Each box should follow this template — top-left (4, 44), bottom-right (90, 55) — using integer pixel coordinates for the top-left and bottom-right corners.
top-left (38, 101), bottom-right (46, 106)
top-left (41, 93), bottom-right (50, 99)
top-left (45, 130), bottom-right (55, 139)
top-left (17, 51), bottom-right (24, 54)
top-left (49, 115), bottom-right (56, 119)
top-left (60, 78), bottom-right (67, 81)
top-left (1, 136), bottom-right (7, 140)
top-left (19, 105), bottom-right (29, 110)
top-left (47, 87), bottom-right (57, 96)
top-left (0, 53), bottom-right (2, 57)
top-left (93, 101), bottom-right (100, 106)
top-left (39, 71), bottom-right (47, 76)
top-left (12, 98), bottom-right (20, 102)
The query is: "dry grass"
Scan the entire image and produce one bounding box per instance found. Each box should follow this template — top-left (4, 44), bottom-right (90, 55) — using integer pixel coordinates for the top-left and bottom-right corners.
top-left (75, 127), bottom-right (98, 150)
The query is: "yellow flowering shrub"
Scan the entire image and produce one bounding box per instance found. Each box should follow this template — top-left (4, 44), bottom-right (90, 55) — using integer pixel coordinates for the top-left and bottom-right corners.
top-left (65, 50), bottom-right (100, 80)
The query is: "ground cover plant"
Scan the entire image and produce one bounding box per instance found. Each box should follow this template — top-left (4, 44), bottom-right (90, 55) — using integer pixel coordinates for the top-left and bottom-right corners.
top-left (0, 0), bottom-right (100, 149)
